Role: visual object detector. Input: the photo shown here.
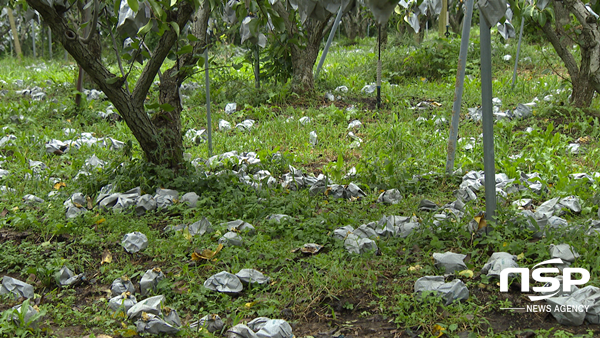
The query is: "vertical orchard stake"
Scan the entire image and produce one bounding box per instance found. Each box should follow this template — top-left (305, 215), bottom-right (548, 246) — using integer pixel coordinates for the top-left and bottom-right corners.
top-left (446, 0), bottom-right (474, 174)
top-left (315, 5), bottom-right (344, 80)
top-left (254, 46), bottom-right (260, 89)
top-left (49, 27), bottom-right (53, 59)
top-left (31, 20), bottom-right (37, 58)
top-left (511, 18), bottom-right (525, 87)
top-left (205, 47), bottom-right (212, 157)
top-left (376, 24), bottom-right (382, 109)
top-left (480, 12), bottom-right (496, 221)
top-left (8, 8), bottom-right (22, 62)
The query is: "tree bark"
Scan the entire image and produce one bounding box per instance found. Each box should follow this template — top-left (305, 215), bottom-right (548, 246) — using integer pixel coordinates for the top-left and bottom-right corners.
top-left (27, 0), bottom-right (198, 168)
top-left (155, 2), bottom-right (211, 167)
top-left (537, 0), bottom-right (600, 107)
top-left (273, 2), bottom-right (332, 93)
top-left (343, 4), bottom-right (361, 41)
top-left (290, 19), bottom-right (329, 92)
top-left (77, 0), bottom-right (102, 88)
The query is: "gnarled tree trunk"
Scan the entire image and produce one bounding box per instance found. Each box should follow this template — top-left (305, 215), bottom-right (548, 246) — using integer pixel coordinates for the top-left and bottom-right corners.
top-left (273, 2), bottom-right (333, 93)
top-left (290, 19), bottom-right (329, 93)
top-left (27, 0), bottom-right (209, 168)
top-left (538, 0), bottom-right (600, 107)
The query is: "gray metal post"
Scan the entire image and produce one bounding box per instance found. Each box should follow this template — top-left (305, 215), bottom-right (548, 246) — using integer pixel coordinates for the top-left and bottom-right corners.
top-left (31, 21), bottom-right (36, 58)
top-left (480, 14), bottom-right (496, 221)
top-left (49, 27), bottom-right (52, 59)
top-left (205, 47), bottom-right (212, 157)
top-left (511, 18), bottom-right (525, 87)
top-left (314, 5), bottom-right (344, 80)
top-left (254, 46), bottom-right (260, 89)
top-left (446, 0), bottom-right (474, 174)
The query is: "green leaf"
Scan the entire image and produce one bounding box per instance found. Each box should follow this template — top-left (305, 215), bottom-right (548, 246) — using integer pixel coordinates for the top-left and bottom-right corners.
top-left (538, 11), bottom-right (546, 26)
top-left (148, 0), bottom-right (166, 21)
top-left (232, 63), bottom-right (243, 70)
top-left (170, 0), bottom-right (177, 7)
top-left (105, 77), bottom-right (122, 85)
top-left (187, 33), bottom-right (199, 42)
top-left (138, 19), bottom-right (153, 35)
top-left (145, 103), bottom-right (160, 109)
top-left (114, 0), bottom-right (122, 20)
top-left (270, 15), bottom-right (285, 31)
top-left (127, 0), bottom-right (138, 13)
top-left (159, 103), bottom-right (175, 112)
top-left (177, 45), bottom-right (193, 55)
top-left (169, 21), bottom-right (180, 36)
top-left (83, 0), bottom-right (94, 10)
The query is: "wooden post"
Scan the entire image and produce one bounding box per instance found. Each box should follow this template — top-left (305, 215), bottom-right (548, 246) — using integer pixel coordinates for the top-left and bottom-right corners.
top-left (8, 8), bottom-right (23, 61)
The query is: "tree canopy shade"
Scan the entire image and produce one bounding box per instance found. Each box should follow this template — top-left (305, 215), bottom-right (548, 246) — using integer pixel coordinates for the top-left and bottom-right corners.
top-left (25, 0), bottom-right (210, 168)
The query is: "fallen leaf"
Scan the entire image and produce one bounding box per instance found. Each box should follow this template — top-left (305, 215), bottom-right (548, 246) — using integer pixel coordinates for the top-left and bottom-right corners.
top-left (474, 215), bottom-right (487, 229)
top-left (183, 227), bottom-right (192, 241)
top-left (53, 182), bottom-right (66, 190)
top-left (1, 208), bottom-right (8, 217)
top-left (408, 265), bottom-right (422, 272)
top-left (192, 244), bottom-right (224, 261)
top-left (244, 301), bottom-right (257, 308)
top-left (517, 253), bottom-right (525, 260)
top-left (432, 324), bottom-right (446, 337)
top-left (458, 269), bottom-right (474, 278)
top-left (101, 249), bottom-right (112, 265)
top-left (96, 218), bottom-right (106, 225)
top-left (87, 196), bottom-right (93, 209)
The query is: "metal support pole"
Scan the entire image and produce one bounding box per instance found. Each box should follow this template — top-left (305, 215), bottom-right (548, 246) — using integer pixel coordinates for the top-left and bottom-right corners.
top-left (376, 24), bottom-right (381, 109)
top-left (254, 46), bottom-right (260, 89)
top-left (49, 27), bottom-right (53, 59)
top-left (315, 5), bottom-right (344, 80)
top-left (446, 0), bottom-right (474, 174)
top-left (511, 18), bottom-right (525, 87)
top-left (205, 47), bottom-right (212, 157)
top-left (480, 14), bottom-right (496, 221)
top-left (31, 21), bottom-right (36, 58)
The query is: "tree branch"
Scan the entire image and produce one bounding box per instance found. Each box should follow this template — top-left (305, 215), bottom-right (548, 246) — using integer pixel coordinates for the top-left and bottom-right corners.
top-left (132, 1), bottom-right (195, 106)
top-left (79, 0), bottom-right (98, 44)
top-left (539, 2), bottom-right (580, 80)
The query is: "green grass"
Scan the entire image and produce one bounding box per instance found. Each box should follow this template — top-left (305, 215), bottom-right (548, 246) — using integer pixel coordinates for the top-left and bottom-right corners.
top-left (0, 28), bottom-right (599, 338)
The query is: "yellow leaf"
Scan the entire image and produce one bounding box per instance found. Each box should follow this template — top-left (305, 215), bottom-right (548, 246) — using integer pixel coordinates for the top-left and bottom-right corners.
top-left (408, 265), bottom-right (422, 272)
top-left (432, 324), bottom-right (446, 337)
top-left (458, 269), bottom-right (473, 278)
top-left (101, 249), bottom-right (112, 265)
top-left (474, 215), bottom-right (487, 229)
top-left (517, 253), bottom-right (525, 260)
top-left (503, 242), bottom-right (508, 247)
top-left (191, 244), bottom-right (224, 261)
top-left (245, 301), bottom-right (257, 308)
top-left (12, 206), bottom-right (19, 211)
top-left (183, 228), bottom-right (192, 241)
top-left (53, 182), bottom-right (66, 190)
top-left (96, 218), bottom-right (106, 225)
top-left (121, 329), bottom-right (138, 337)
